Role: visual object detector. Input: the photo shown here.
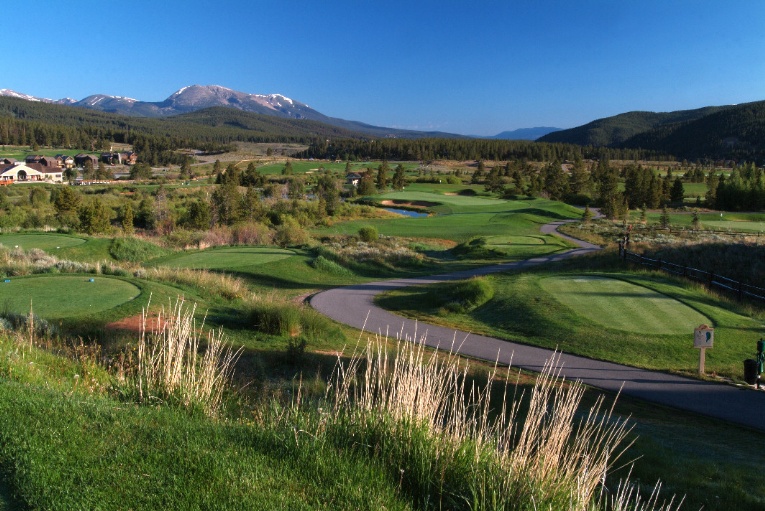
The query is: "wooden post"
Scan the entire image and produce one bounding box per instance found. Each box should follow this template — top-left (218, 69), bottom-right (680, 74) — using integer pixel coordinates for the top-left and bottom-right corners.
top-left (698, 347), bottom-right (706, 375)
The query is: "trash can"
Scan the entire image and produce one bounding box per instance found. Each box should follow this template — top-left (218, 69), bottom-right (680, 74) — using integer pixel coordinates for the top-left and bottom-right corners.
top-left (744, 359), bottom-right (758, 385)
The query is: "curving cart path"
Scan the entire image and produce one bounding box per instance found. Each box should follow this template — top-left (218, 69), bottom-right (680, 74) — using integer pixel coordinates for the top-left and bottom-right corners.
top-left (311, 220), bottom-right (765, 432)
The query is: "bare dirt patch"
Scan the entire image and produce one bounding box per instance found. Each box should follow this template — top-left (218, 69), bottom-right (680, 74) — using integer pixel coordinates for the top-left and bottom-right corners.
top-left (106, 313), bottom-right (164, 335)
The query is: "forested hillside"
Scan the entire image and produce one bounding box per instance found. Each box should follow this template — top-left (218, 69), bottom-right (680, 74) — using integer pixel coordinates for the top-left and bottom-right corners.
top-left (539, 101), bottom-right (765, 162)
top-left (622, 101), bottom-right (765, 161)
top-left (538, 106), bottom-right (729, 147)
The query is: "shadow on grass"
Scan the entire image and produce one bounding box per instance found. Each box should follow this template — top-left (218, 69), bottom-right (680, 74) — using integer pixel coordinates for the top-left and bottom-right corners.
top-left (0, 474), bottom-right (23, 511)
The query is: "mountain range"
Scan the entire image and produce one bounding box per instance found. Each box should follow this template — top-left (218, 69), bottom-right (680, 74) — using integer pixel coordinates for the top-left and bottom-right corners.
top-left (2, 85), bottom-right (765, 160)
top-left (0, 85), bottom-right (465, 140)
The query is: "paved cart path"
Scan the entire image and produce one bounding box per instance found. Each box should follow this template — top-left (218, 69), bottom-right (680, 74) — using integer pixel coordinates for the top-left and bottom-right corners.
top-left (311, 220), bottom-right (765, 432)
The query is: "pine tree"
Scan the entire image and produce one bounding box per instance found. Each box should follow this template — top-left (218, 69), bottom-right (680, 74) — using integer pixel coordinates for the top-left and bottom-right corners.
top-left (392, 164), bottom-right (406, 191)
top-left (121, 202), bottom-right (134, 234)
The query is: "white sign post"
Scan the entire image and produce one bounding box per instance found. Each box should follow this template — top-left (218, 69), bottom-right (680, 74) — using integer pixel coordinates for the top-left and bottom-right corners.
top-left (694, 324), bottom-right (714, 375)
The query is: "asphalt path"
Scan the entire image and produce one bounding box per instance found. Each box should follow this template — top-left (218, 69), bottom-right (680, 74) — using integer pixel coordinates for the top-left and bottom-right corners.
top-left (310, 220), bottom-right (765, 432)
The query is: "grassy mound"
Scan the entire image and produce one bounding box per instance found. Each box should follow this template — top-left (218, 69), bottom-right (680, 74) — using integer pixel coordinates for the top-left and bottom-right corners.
top-left (539, 275), bottom-right (710, 334)
top-left (109, 237), bottom-right (171, 262)
top-left (151, 247), bottom-right (295, 271)
top-left (0, 275), bottom-right (140, 319)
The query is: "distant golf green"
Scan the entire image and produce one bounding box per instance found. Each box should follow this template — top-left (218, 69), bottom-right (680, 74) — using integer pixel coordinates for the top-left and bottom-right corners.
top-left (153, 247), bottom-right (295, 271)
top-left (0, 275), bottom-right (140, 319)
top-left (539, 275), bottom-right (710, 334)
top-left (0, 234), bottom-right (85, 251)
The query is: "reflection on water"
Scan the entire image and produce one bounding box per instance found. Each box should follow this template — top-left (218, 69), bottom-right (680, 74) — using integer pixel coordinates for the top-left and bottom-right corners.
top-left (383, 207), bottom-right (429, 218)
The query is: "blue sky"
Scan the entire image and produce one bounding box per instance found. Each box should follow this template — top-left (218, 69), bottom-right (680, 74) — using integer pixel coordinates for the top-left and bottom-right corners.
top-left (2, 0), bottom-right (764, 136)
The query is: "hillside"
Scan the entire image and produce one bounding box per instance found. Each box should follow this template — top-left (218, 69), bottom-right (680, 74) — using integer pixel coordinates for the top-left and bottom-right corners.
top-left (537, 101), bottom-right (765, 162)
top-left (538, 105), bottom-right (730, 147)
top-left (621, 100), bottom-right (765, 161)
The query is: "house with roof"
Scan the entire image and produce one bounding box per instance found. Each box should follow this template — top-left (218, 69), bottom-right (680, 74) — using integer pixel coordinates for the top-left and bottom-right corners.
top-left (346, 172), bottom-right (363, 187)
top-left (56, 155), bottom-right (75, 169)
top-left (74, 154), bottom-right (99, 168)
top-left (39, 156), bottom-right (62, 169)
top-left (0, 162), bottom-right (63, 183)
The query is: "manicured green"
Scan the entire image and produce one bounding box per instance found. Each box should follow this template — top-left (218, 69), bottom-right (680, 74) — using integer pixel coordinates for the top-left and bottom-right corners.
top-left (151, 247), bottom-right (296, 271)
top-left (377, 266), bottom-right (765, 378)
top-left (0, 275), bottom-right (140, 319)
top-left (0, 233), bottom-right (85, 251)
top-left (322, 194), bottom-right (581, 254)
top-left (539, 275), bottom-right (710, 334)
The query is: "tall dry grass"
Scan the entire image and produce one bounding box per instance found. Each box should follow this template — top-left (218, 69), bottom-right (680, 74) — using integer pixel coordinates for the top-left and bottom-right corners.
top-left (135, 298), bottom-right (242, 416)
top-left (143, 267), bottom-right (247, 300)
top-left (321, 335), bottom-right (680, 510)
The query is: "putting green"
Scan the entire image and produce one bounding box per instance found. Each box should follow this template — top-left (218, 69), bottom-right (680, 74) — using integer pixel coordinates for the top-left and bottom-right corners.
top-left (156, 247), bottom-right (295, 271)
top-left (0, 234), bottom-right (85, 251)
top-left (540, 275), bottom-right (710, 334)
top-left (0, 275), bottom-right (140, 319)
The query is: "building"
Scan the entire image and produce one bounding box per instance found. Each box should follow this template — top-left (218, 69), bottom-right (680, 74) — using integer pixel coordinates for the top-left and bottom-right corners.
top-left (0, 162), bottom-right (63, 183)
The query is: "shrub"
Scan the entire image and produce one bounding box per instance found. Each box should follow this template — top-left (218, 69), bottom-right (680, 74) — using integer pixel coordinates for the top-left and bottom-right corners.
top-left (273, 217), bottom-right (310, 247)
top-left (249, 299), bottom-right (345, 343)
top-left (232, 222), bottom-right (272, 245)
top-left (357, 226), bottom-right (379, 243)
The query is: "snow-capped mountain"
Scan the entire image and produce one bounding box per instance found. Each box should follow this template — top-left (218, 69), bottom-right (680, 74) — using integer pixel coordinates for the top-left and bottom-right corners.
top-left (0, 89), bottom-right (76, 105)
top-left (0, 85), bottom-right (466, 139)
top-left (62, 85), bottom-right (326, 120)
top-left (1, 85), bottom-right (324, 119)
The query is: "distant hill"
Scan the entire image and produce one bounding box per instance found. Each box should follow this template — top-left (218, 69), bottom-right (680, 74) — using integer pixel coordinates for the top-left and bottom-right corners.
top-left (538, 101), bottom-right (765, 161)
top-left (492, 127), bottom-right (562, 140)
top-left (537, 106), bottom-right (731, 147)
top-left (621, 101), bottom-right (765, 161)
top-left (0, 85), bottom-right (464, 140)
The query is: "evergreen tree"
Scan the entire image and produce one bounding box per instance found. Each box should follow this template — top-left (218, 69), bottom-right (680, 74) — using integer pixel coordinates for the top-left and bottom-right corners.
top-left (670, 177), bottom-right (685, 204)
top-left (659, 205), bottom-right (671, 228)
top-left (357, 170), bottom-right (376, 196)
top-left (376, 163), bottom-right (388, 191)
top-left (121, 202), bottom-right (134, 234)
top-left (184, 200), bottom-right (211, 230)
top-left (392, 164), bottom-right (406, 191)
top-left (78, 198), bottom-right (112, 235)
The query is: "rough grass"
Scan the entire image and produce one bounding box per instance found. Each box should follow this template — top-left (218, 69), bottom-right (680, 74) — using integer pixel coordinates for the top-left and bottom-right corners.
top-left (125, 298), bottom-right (242, 416)
top-left (149, 246), bottom-right (296, 271)
top-left (109, 236), bottom-right (171, 262)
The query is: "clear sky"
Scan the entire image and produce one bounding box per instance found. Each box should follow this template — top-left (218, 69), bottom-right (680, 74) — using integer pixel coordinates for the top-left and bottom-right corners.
top-left (2, 0), bottom-right (764, 136)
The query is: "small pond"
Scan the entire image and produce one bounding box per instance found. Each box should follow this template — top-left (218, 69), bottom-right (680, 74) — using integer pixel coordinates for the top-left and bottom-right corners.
top-left (383, 208), bottom-right (429, 218)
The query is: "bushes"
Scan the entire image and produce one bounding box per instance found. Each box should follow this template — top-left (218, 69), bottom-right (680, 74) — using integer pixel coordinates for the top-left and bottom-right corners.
top-left (358, 226), bottom-right (379, 243)
top-left (249, 298), bottom-right (345, 343)
top-left (451, 236), bottom-right (504, 259)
